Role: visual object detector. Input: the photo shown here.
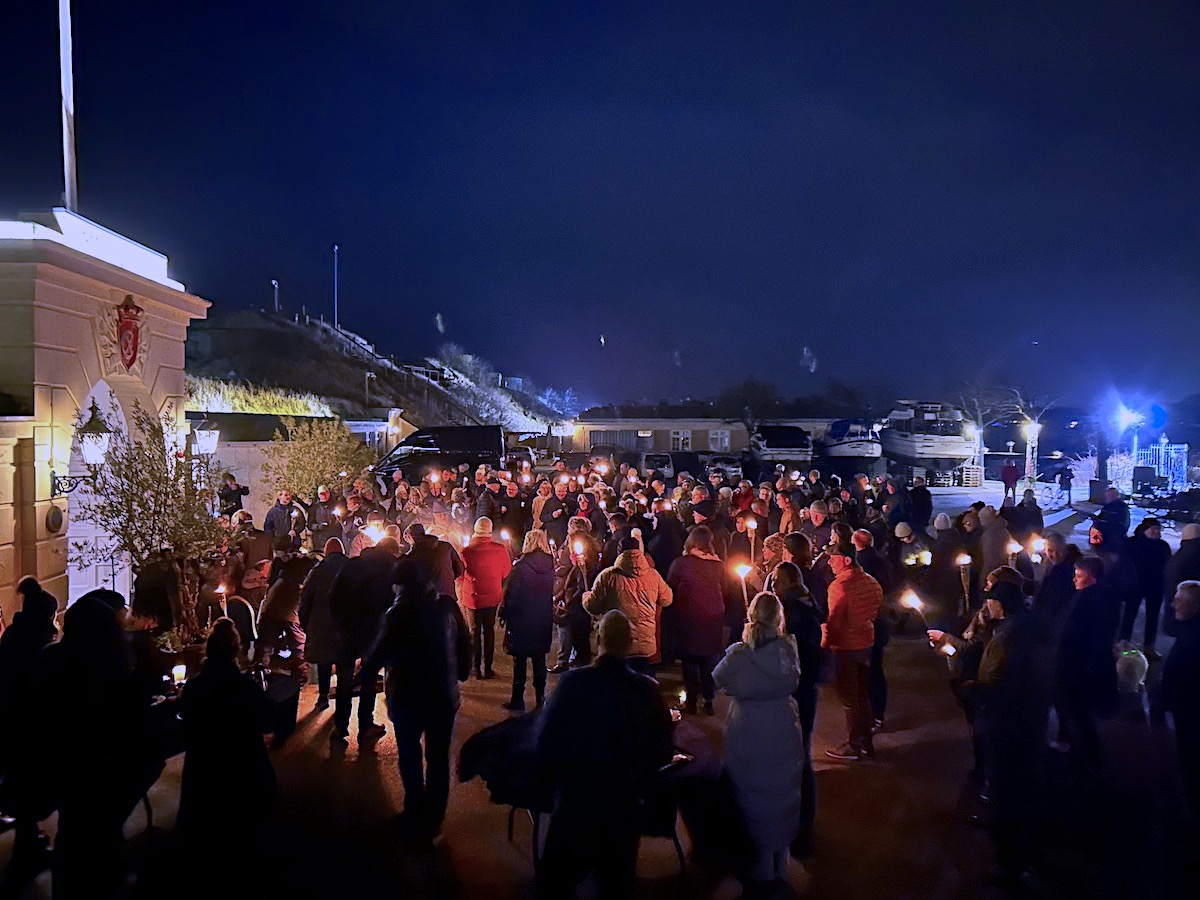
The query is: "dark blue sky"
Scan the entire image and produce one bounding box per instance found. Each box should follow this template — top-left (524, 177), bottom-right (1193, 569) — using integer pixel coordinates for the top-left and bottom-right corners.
top-left (4, 2), bottom-right (1198, 408)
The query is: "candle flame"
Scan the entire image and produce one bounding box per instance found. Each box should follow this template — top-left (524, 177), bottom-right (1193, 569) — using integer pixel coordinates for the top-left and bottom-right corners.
top-left (430, 473), bottom-right (440, 483)
top-left (171, 664), bottom-right (187, 686)
top-left (573, 540), bottom-right (584, 556)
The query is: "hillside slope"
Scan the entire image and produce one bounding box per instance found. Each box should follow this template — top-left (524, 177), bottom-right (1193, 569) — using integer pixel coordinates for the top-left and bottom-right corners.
top-left (186, 309), bottom-right (555, 432)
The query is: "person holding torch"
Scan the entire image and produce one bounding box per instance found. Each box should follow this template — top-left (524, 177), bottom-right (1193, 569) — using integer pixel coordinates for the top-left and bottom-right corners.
top-left (822, 543), bottom-right (883, 760)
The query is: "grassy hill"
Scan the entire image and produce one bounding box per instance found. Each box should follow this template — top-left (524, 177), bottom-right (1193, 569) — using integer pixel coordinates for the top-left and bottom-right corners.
top-left (185, 309), bottom-right (557, 432)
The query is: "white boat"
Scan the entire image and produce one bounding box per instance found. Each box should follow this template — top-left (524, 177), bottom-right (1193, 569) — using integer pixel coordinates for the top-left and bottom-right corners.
top-left (880, 402), bottom-right (975, 473)
top-left (816, 419), bottom-right (882, 459)
top-left (750, 426), bottom-right (813, 465)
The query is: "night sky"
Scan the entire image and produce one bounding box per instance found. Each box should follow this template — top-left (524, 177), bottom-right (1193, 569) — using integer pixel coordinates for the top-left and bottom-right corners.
top-left (3, 2), bottom-right (1198, 408)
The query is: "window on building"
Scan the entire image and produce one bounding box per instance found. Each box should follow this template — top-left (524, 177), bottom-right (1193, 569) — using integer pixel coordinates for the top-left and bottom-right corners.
top-left (709, 429), bottom-right (730, 452)
top-left (671, 430), bottom-right (691, 451)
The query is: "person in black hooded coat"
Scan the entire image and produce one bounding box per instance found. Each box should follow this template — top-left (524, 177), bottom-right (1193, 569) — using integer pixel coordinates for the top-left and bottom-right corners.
top-left (500, 531), bottom-right (556, 711)
top-left (177, 618), bottom-right (276, 862)
top-left (0, 578), bottom-right (58, 875)
top-left (34, 590), bottom-right (154, 900)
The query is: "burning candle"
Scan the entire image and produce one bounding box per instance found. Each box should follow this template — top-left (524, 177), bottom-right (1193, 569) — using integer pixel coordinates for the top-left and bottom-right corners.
top-left (1030, 536), bottom-right (1046, 554)
top-left (522, 474), bottom-right (531, 483)
top-left (746, 518), bottom-right (758, 531)
top-left (573, 540), bottom-right (584, 557)
top-left (500, 529), bottom-right (511, 543)
top-left (919, 550), bottom-right (932, 566)
top-left (1030, 552), bottom-right (1043, 565)
top-left (216, 584), bottom-right (226, 595)
top-left (172, 664), bottom-right (187, 686)
top-left (431, 473), bottom-right (440, 484)
top-left (1006, 540), bottom-right (1022, 557)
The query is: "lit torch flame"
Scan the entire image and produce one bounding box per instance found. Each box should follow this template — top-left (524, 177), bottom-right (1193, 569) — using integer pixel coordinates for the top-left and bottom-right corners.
top-left (900, 590), bottom-right (923, 611)
top-left (955, 553), bottom-right (972, 567)
top-left (919, 550), bottom-right (932, 566)
top-left (1007, 541), bottom-right (1022, 556)
top-left (747, 517), bottom-right (758, 530)
top-left (1030, 536), bottom-right (1046, 554)
top-left (735, 563), bottom-right (752, 580)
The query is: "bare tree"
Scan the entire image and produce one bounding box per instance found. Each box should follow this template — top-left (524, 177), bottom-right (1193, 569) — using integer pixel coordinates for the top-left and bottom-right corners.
top-left (956, 382), bottom-right (1020, 466)
top-left (1008, 386), bottom-right (1059, 423)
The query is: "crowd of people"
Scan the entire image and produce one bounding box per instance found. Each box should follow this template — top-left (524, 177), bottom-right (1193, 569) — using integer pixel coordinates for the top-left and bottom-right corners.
top-left (1, 457), bottom-right (1198, 897)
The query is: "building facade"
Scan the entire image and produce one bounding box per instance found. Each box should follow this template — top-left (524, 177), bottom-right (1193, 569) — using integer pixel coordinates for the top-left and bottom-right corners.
top-left (0, 209), bottom-right (209, 620)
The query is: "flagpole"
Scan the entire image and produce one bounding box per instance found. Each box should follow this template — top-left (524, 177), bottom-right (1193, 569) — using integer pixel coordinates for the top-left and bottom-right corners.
top-left (58, 0), bottom-right (79, 211)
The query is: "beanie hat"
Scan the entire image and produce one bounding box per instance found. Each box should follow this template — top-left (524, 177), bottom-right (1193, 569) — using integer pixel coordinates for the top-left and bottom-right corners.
top-left (568, 515), bottom-right (592, 534)
top-left (894, 522), bottom-right (913, 538)
top-left (985, 580), bottom-right (1026, 615)
top-left (692, 499), bottom-right (714, 519)
top-left (933, 513), bottom-right (953, 531)
top-left (473, 516), bottom-right (494, 536)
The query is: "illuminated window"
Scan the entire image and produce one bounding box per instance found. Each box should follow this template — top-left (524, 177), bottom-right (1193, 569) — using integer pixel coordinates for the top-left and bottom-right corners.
top-left (671, 430), bottom-right (691, 451)
top-left (709, 430), bottom-right (730, 452)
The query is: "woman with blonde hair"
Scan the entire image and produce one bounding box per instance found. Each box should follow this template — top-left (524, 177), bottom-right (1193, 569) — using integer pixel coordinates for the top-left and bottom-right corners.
top-left (713, 591), bottom-right (804, 892)
top-left (499, 529), bottom-right (555, 711)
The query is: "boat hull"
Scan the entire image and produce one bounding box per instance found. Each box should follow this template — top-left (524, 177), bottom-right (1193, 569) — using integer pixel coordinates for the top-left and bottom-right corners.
top-left (817, 439), bottom-right (882, 459)
top-left (880, 434), bottom-right (973, 472)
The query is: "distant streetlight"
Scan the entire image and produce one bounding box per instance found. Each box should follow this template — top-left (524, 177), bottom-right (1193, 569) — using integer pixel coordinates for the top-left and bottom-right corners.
top-left (364, 371), bottom-right (376, 409)
top-left (1023, 420), bottom-right (1042, 490)
top-left (271, 279), bottom-right (279, 313)
top-left (332, 244), bottom-right (340, 330)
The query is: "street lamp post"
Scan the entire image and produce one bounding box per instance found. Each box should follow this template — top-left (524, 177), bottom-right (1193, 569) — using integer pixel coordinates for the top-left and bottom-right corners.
top-left (271, 279), bottom-right (279, 313)
top-left (364, 371), bottom-right (376, 409)
top-left (1023, 420), bottom-right (1042, 491)
top-left (332, 244), bottom-right (339, 330)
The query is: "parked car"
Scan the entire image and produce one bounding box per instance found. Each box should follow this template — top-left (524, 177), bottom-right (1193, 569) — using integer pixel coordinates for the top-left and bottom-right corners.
top-left (707, 454), bottom-right (744, 482)
top-left (641, 452), bottom-right (675, 481)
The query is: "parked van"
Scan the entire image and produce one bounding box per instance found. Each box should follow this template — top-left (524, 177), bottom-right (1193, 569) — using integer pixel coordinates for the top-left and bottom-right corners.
top-left (373, 425), bottom-right (505, 484)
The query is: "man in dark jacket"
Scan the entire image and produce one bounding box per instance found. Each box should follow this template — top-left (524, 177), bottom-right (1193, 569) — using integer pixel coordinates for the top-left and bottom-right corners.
top-left (1058, 556), bottom-right (1120, 776)
top-left (499, 480), bottom-right (530, 546)
top-left (401, 523), bottom-right (465, 598)
top-left (774, 562), bottom-right (823, 857)
top-left (475, 477), bottom-right (504, 524)
top-left (852, 529), bottom-right (895, 728)
top-left (1122, 518), bottom-right (1171, 657)
top-left (1161, 580), bottom-right (1200, 819)
top-left (0, 578), bottom-right (58, 875)
top-left (366, 564), bottom-right (469, 840)
top-left (263, 490), bottom-right (306, 553)
top-left (329, 538), bottom-right (401, 748)
top-left (307, 485), bottom-right (344, 550)
top-left (535, 611), bottom-right (673, 899)
top-left (217, 473), bottom-right (250, 517)
top-left (298, 539), bottom-right (351, 710)
top-left (540, 482), bottom-right (574, 547)
top-left (1163, 524), bottom-right (1200, 638)
top-left (1093, 487), bottom-right (1130, 544)
top-left (909, 476), bottom-right (933, 530)
top-left (968, 580), bottom-right (1052, 884)
top-left (647, 503), bottom-right (687, 575)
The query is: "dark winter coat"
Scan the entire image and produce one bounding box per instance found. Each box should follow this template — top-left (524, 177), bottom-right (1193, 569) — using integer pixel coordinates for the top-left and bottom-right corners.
top-left (177, 658), bottom-right (276, 841)
top-left (909, 485), bottom-right (933, 528)
top-left (778, 583), bottom-right (824, 692)
top-left (666, 552), bottom-right (729, 657)
top-left (1128, 533), bottom-right (1171, 600)
top-left (1163, 537), bottom-right (1200, 637)
top-left (1162, 615), bottom-right (1200, 737)
top-left (501, 550), bottom-right (555, 658)
top-left (400, 534), bottom-right (465, 598)
top-left (539, 495), bottom-right (573, 545)
top-left (217, 482), bottom-right (250, 516)
top-left (535, 655), bottom-right (673, 809)
top-left (308, 497), bottom-right (344, 548)
top-left (1095, 498), bottom-right (1131, 542)
top-left (475, 488), bottom-right (504, 526)
top-left (1035, 556), bottom-right (1080, 637)
top-left (367, 585), bottom-right (470, 716)
top-left (647, 516), bottom-right (687, 575)
top-left (329, 545), bottom-right (399, 657)
top-left (0, 603), bottom-right (58, 785)
top-left (1058, 583), bottom-right (1120, 712)
top-left (971, 613), bottom-right (1052, 741)
top-left (298, 551), bottom-right (350, 664)
top-left (264, 500), bottom-right (306, 550)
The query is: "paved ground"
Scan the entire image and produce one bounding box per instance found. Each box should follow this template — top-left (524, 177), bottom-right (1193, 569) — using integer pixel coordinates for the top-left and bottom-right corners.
top-left (1, 483), bottom-right (1195, 898)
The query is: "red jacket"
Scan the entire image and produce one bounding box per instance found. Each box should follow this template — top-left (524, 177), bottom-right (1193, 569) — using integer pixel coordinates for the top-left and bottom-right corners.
top-left (822, 565), bottom-right (882, 652)
top-left (458, 537), bottom-right (512, 610)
